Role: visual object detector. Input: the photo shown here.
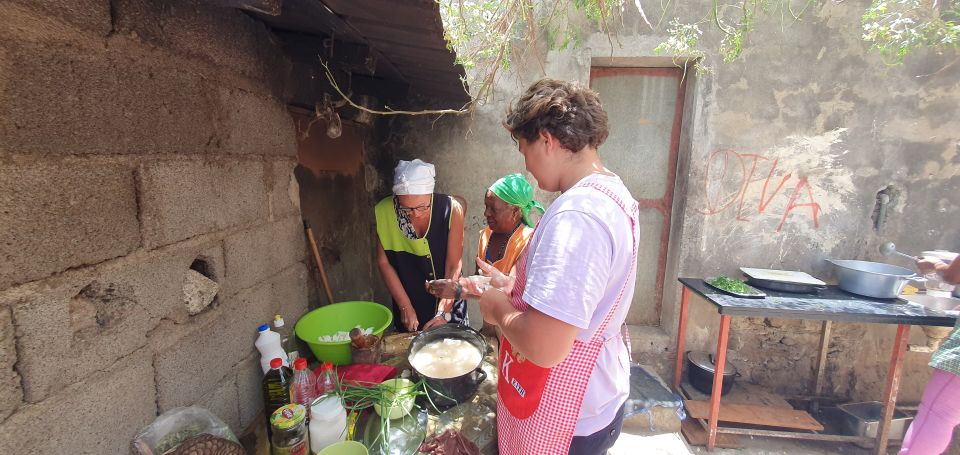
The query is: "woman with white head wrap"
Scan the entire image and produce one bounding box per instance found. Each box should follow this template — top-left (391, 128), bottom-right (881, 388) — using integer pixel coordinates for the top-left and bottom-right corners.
top-left (374, 159), bottom-right (466, 332)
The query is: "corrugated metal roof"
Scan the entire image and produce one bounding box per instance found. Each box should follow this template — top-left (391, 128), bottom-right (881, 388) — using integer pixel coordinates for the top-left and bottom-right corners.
top-left (248, 0), bottom-right (469, 108)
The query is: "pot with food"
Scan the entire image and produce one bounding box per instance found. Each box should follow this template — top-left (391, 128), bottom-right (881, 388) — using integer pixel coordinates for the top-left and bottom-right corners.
top-left (407, 324), bottom-right (488, 410)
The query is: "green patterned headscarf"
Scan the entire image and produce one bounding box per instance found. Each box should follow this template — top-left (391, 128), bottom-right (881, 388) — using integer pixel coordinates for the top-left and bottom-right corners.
top-left (489, 173), bottom-right (545, 227)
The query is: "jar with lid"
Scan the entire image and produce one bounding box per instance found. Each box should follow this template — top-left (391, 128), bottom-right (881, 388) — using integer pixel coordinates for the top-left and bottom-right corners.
top-left (270, 404), bottom-right (310, 455)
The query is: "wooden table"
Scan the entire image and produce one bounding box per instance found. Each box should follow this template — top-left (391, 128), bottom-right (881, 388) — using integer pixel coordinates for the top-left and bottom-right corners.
top-left (673, 278), bottom-right (957, 453)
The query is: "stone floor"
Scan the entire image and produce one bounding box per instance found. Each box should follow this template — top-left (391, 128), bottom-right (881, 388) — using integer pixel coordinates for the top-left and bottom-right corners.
top-left (611, 431), bottom-right (878, 455)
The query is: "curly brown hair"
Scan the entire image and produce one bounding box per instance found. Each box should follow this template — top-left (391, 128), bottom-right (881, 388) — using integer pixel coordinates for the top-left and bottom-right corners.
top-left (503, 78), bottom-right (609, 152)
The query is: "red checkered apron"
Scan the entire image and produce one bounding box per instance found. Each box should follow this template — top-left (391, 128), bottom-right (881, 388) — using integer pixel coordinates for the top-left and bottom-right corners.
top-left (497, 180), bottom-right (639, 454)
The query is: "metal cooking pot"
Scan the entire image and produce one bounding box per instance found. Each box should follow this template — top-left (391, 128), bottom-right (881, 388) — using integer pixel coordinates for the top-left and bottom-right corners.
top-left (407, 324), bottom-right (487, 411)
top-left (686, 351), bottom-right (738, 396)
top-left (827, 259), bottom-right (918, 299)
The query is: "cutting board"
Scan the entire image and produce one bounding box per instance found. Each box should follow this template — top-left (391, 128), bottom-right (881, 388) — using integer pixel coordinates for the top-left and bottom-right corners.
top-left (740, 268), bottom-right (826, 286)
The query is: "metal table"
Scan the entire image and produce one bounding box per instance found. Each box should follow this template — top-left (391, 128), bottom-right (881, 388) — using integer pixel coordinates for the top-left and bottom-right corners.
top-left (673, 278), bottom-right (957, 453)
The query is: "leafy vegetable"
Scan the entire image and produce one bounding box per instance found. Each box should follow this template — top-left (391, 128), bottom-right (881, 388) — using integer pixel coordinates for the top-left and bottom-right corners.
top-left (709, 276), bottom-right (755, 294)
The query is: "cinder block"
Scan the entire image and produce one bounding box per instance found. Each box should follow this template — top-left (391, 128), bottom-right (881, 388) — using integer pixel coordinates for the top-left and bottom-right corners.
top-left (0, 41), bottom-right (216, 156)
top-left (272, 262), bottom-right (311, 324)
top-left (154, 279), bottom-right (274, 411)
top-left (0, 350), bottom-right (156, 455)
top-left (7, 0), bottom-right (112, 35)
top-left (7, 240), bottom-right (212, 402)
top-left (236, 352), bottom-right (264, 430)
top-left (183, 269), bottom-right (220, 315)
top-left (269, 159), bottom-right (301, 220)
top-left (0, 162), bottom-right (140, 289)
top-left (223, 217), bottom-right (307, 294)
top-left (217, 88), bottom-right (297, 156)
top-left (139, 160), bottom-right (269, 248)
top-left (112, 0), bottom-right (288, 89)
top-left (0, 307), bottom-right (21, 421)
top-left (198, 376), bottom-right (241, 434)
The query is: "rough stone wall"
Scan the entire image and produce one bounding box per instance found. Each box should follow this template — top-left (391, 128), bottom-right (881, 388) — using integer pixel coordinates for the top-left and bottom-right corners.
top-left (396, 1), bottom-right (958, 403)
top-left (0, 1), bottom-right (308, 453)
top-left (293, 113), bottom-right (388, 305)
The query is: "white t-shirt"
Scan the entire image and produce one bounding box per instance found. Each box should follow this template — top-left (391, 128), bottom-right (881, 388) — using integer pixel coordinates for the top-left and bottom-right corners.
top-left (522, 173), bottom-right (638, 436)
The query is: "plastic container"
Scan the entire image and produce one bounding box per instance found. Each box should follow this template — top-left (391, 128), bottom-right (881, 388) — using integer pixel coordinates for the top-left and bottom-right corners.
top-left (290, 358), bottom-right (317, 414)
top-left (274, 314), bottom-right (300, 363)
top-left (372, 378), bottom-right (416, 420)
top-left (294, 301), bottom-right (393, 365)
top-left (316, 361), bottom-right (338, 396)
top-left (309, 394), bottom-right (347, 453)
top-left (270, 404), bottom-right (309, 455)
top-left (262, 358), bottom-right (293, 424)
top-left (316, 441), bottom-right (368, 455)
top-left (257, 324), bottom-right (289, 374)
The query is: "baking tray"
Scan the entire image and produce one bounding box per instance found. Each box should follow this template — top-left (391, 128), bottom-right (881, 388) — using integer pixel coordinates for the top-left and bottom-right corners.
top-left (705, 277), bottom-right (766, 299)
top-left (747, 277), bottom-right (826, 294)
top-left (740, 268), bottom-right (826, 286)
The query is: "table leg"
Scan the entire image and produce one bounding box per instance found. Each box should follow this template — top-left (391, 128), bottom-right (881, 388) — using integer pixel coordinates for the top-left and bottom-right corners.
top-left (875, 324), bottom-right (909, 455)
top-left (811, 320), bottom-right (832, 414)
top-left (673, 287), bottom-right (692, 392)
top-left (707, 314), bottom-right (732, 451)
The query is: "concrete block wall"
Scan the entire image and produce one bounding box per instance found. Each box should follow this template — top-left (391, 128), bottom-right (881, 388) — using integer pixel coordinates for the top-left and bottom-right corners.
top-left (0, 1), bottom-right (309, 453)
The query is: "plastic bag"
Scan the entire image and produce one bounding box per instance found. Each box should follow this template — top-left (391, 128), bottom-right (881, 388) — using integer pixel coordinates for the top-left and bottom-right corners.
top-left (131, 406), bottom-right (238, 455)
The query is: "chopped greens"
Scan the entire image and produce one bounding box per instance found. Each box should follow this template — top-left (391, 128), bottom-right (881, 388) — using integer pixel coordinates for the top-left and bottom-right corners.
top-left (709, 276), bottom-right (755, 295)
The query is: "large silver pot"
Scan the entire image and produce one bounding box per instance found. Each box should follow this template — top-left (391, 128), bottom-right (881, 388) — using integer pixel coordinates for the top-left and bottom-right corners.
top-left (827, 259), bottom-right (918, 299)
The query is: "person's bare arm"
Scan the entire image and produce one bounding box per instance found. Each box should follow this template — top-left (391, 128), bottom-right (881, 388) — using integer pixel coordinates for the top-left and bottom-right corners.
top-left (377, 239), bottom-right (418, 331)
top-left (917, 257), bottom-right (960, 285)
top-left (424, 197), bottom-right (466, 329)
top-left (441, 197), bottom-right (465, 309)
top-left (479, 288), bottom-right (579, 368)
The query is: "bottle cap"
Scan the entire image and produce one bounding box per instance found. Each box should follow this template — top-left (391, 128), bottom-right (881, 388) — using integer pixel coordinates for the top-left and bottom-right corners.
top-left (293, 357), bottom-right (307, 371)
top-left (258, 324), bottom-right (269, 332)
top-left (273, 314), bottom-right (285, 327)
top-left (321, 361), bottom-right (334, 371)
top-left (270, 404), bottom-right (306, 429)
top-left (270, 358), bottom-right (283, 369)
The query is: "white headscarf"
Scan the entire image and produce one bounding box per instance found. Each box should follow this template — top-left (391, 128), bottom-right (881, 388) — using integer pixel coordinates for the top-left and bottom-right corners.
top-left (392, 159), bottom-right (435, 195)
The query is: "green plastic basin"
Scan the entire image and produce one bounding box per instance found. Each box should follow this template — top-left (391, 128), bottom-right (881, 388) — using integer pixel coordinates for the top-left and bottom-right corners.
top-left (295, 301), bottom-right (393, 365)
top-left (316, 440), bottom-right (368, 455)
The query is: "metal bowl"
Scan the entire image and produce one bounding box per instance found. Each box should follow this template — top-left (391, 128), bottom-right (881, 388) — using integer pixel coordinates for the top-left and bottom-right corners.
top-left (827, 259), bottom-right (917, 299)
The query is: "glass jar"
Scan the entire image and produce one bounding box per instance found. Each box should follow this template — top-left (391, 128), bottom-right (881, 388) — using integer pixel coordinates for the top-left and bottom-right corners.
top-left (270, 404), bottom-right (310, 455)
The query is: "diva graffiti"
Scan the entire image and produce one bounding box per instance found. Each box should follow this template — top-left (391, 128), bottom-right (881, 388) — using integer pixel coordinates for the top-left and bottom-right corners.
top-left (698, 149), bottom-right (822, 233)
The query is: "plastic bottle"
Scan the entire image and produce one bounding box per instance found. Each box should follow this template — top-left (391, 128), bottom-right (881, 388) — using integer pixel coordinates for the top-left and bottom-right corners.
top-left (289, 358), bottom-right (317, 414)
top-left (309, 394), bottom-right (347, 453)
top-left (256, 324), bottom-right (289, 374)
top-left (315, 361), bottom-right (338, 396)
top-left (273, 314), bottom-right (300, 363)
top-left (262, 358), bottom-right (293, 420)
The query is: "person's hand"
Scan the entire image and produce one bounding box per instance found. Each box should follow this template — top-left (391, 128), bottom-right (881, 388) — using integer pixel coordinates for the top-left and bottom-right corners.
top-left (916, 257), bottom-right (947, 276)
top-left (399, 303), bottom-right (419, 332)
top-left (422, 316), bottom-right (447, 329)
top-left (476, 258), bottom-right (515, 294)
top-left (425, 279), bottom-right (461, 299)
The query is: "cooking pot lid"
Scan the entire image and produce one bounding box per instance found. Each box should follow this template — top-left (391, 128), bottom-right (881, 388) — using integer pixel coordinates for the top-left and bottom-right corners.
top-left (688, 351), bottom-right (737, 376)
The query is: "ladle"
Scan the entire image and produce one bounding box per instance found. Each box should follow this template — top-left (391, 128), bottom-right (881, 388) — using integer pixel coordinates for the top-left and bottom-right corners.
top-left (879, 241), bottom-right (918, 261)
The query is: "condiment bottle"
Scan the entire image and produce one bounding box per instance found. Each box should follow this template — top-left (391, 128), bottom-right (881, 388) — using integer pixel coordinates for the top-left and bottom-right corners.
top-left (309, 394), bottom-right (347, 453)
top-left (315, 361), bottom-right (337, 396)
top-left (270, 404), bottom-right (309, 455)
top-left (289, 358), bottom-right (317, 414)
top-left (262, 357), bottom-right (292, 419)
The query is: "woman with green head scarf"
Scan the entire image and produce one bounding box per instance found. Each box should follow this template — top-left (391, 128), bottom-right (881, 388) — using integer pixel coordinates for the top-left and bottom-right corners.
top-left (479, 173), bottom-right (544, 274)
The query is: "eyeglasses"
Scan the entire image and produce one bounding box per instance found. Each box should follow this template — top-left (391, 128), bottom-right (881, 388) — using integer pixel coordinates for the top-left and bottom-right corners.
top-left (398, 204), bottom-right (431, 215)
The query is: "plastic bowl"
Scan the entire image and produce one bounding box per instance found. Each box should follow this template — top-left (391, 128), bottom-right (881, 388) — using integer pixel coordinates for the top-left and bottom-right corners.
top-left (372, 378), bottom-right (416, 420)
top-left (316, 440), bottom-right (369, 455)
top-left (295, 301), bottom-right (393, 365)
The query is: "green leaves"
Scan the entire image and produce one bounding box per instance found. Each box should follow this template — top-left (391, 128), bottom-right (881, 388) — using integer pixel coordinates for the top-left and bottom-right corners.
top-left (861, 0), bottom-right (960, 65)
